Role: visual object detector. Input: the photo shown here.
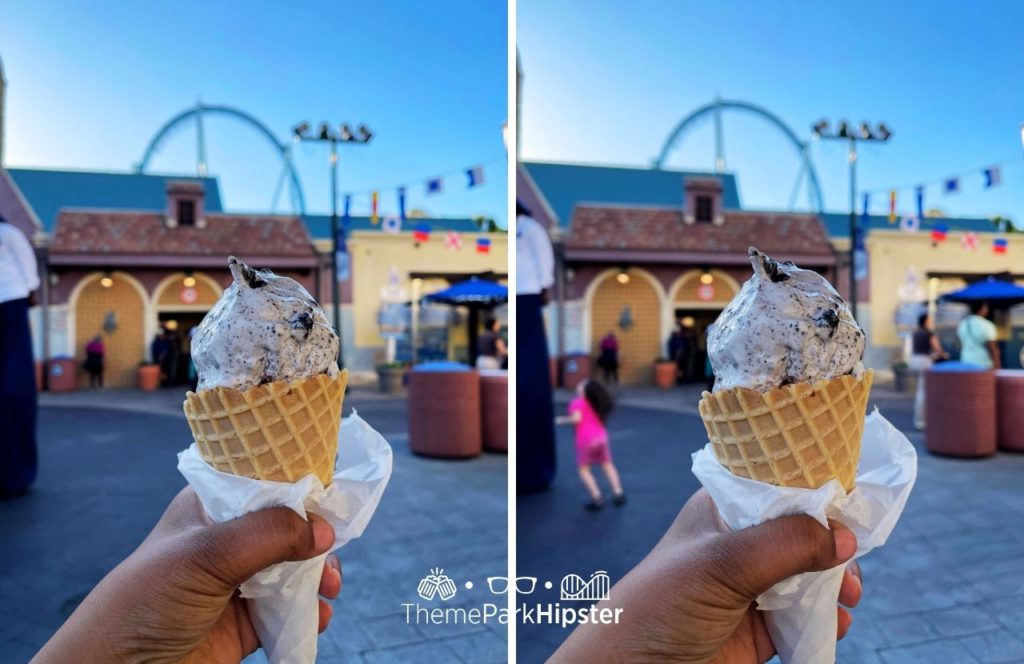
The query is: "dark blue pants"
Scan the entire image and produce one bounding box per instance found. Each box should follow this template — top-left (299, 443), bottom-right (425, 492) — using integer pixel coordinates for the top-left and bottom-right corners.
top-left (516, 294), bottom-right (556, 493)
top-left (0, 298), bottom-right (38, 497)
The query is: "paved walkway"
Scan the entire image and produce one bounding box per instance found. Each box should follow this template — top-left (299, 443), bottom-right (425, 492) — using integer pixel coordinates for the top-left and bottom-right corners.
top-left (520, 382), bottom-right (1024, 664)
top-left (1, 386), bottom-right (507, 664)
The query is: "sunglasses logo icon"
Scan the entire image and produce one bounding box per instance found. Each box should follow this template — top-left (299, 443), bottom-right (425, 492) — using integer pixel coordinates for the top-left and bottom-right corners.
top-left (487, 576), bottom-right (537, 595)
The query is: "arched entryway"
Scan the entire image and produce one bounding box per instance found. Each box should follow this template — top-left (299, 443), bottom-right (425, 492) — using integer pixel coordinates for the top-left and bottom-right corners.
top-left (70, 272), bottom-right (148, 388)
top-left (667, 269), bottom-right (740, 382)
top-left (587, 268), bottom-right (666, 384)
top-left (152, 272), bottom-right (223, 385)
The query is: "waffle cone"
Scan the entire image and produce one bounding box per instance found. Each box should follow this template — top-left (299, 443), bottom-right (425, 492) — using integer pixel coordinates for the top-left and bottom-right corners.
top-left (183, 371), bottom-right (348, 487)
top-left (698, 371), bottom-right (873, 492)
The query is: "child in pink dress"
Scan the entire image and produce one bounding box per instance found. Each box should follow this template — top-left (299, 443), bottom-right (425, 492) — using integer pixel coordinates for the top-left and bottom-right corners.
top-left (557, 379), bottom-right (625, 511)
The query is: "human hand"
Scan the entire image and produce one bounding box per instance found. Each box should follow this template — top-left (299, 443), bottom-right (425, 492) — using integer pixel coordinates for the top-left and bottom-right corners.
top-left (34, 487), bottom-right (341, 664)
top-left (552, 488), bottom-right (861, 663)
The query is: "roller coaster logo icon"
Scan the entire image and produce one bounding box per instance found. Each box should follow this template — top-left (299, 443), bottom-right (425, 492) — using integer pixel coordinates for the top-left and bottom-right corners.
top-left (559, 571), bottom-right (611, 601)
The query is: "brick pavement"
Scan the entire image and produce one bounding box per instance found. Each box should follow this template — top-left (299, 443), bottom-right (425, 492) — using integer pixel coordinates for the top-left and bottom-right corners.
top-left (1, 386), bottom-right (507, 664)
top-left (519, 382), bottom-right (1024, 664)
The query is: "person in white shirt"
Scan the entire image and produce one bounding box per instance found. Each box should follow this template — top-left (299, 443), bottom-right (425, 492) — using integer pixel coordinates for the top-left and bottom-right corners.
top-left (957, 301), bottom-right (1000, 369)
top-left (516, 201), bottom-right (558, 493)
top-left (0, 215), bottom-right (41, 498)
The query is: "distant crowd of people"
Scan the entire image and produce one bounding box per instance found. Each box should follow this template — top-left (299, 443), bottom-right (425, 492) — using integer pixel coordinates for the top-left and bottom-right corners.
top-left (80, 324), bottom-right (200, 391)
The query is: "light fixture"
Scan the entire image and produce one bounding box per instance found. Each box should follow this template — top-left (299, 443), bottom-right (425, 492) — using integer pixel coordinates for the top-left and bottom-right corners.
top-left (183, 276), bottom-right (196, 288)
top-left (699, 272), bottom-right (714, 285)
top-left (292, 121), bottom-right (310, 140)
top-left (164, 319), bottom-right (179, 331)
top-left (340, 124), bottom-right (354, 141)
top-left (836, 120), bottom-right (851, 138)
top-left (616, 269), bottom-right (630, 285)
top-left (682, 316), bottom-right (695, 328)
top-left (357, 124), bottom-right (373, 142)
top-left (811, 119), bottom-right (829, 137)
top-left (858, 122), bottom-right (873, 140)
top-left (876, 122), bottom-right (892, 141)
top-left (100, 276), bottom-right (113, 288)
top-left (318, 122), bottom-right (330, 140)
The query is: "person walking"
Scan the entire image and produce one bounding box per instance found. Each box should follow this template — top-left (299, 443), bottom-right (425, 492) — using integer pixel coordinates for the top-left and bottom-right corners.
top-left (556, 379), bottom-right (625, 511)
top-left (0, 215), bottom-right (41, 499)
top-left (151, 328), bottom-right (171, 384)
top-left (476, 317), bottom-right (507, 370)
top-left (516, 201), bottom-right (557, 493)
top-left (597, 331), bottom-right (620, 384)
top-left (909, 313), bottom-right (948, 430)
top-left (84, 335), bottom-right (106, 388)
top-left (957, 301), bottom-right (1000, 369)
top-left (668, 324), bottom-right (688, 383)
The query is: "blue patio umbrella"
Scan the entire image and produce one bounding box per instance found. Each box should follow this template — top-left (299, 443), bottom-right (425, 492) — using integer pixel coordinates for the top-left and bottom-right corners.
top-left (422, 278), bottom-right (508, 365)
top-left (940, 277), bottom-right (1024, 307)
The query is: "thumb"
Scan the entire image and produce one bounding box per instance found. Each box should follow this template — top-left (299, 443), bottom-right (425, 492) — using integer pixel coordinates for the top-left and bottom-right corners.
top-left (710, 515), bottom-right (857, 601)
top-left (190, 508), bottom-right (336, 591)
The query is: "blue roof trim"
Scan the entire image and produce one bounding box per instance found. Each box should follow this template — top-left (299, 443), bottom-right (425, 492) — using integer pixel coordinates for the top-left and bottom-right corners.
top-left (521, 161), bottom-right (742, 226)
top-left (304, 214), bottom-right (483, 239)
top-left (821, 212), bottom-right (994, 237)
top-left (6, 168), bottom-right (223, 232)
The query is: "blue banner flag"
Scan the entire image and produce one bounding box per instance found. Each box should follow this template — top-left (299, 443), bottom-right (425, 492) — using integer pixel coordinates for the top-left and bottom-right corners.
top-left (398, 187), bottom-right (407, 222)
top-left (983, 166), bottom-right (1002, 188)
top-left (425, 177), bottom-right (443, 195)
top-left (943, 177), bottom-right (960, 194)
top-left (915, 186), bottom-right (924, 220)
top-left (466, 165), bottom-right (485, 188)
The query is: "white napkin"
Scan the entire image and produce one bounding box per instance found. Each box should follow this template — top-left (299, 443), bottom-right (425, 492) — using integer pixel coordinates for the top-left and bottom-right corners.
top-left (691, 409), bottom-right (917, 664)
top-left (177, 412), bottom-right (393, 664)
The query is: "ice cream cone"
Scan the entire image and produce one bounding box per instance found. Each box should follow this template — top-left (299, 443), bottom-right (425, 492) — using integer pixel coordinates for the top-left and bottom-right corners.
top-left (183, 371), bottom-right (348, 487)
top-left (698, 371), bottom-right (873, 492)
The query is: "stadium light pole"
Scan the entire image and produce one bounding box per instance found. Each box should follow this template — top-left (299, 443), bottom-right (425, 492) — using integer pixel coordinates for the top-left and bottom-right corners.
top-left (292, 121), bottom-right (373, 369)
top-left (812, 119), bottom-right (891, 323)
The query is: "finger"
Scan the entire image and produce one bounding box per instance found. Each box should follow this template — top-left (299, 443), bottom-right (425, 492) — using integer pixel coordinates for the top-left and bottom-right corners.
top-left (838, 567), bottom-right (862, 608)
top-left (708, 516), bottom-right (857, 600)
top-left (837, 606), bottom-right (853, 640)
top-left (319, 564), bottom-right (341, 599)
top-left (318, 598), bottom-right (333, 633)
top-left (191, 509), bottom-right (335, 591)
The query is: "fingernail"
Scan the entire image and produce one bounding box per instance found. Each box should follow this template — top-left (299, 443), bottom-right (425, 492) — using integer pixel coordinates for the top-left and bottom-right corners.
top-left (834, 526), bottom-right (856, 561)
top-left (312, 518), bottom-right (334, 551)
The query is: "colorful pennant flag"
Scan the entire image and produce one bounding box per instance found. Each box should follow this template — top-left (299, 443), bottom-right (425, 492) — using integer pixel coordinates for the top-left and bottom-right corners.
top-left (994, 237), bottom-right (1008, 254)
top-left (335, 228), bottom-right (350, 282)
top-left (861, 193), bottom-right (870, 227)
top-left (398, 187), bottom-right (407, 222)
top-left (983, 166), bottom-right (1002, 188)
top-left (930, 224), bottom-right (949, 243)
top-left (888, 190), bottom-right (897, 223)
top-left (476, 237), bottom-right (491, 254)
top-left (944, 177), bottom-right (960, 194)
top-left (961, 232), bottom-right (979, 251)
top-left (382, 216), bottom-right (402, 234)
top-left (371, 191), bottom-right (379, 225)
top-left (425, 177), bottom-right (443, 195)
top-left (915, 186), bottom-right (924, 220)
top-left (444, 231), bottom-right (463, 251)
top-left (899, 216), bottom-right (920, 233)
top-left (342, 194), bottom-right (351, 228)
top-left (413, 223), bottom-right (431, 243)
top-left (466, 165), bottom-right (485, 188)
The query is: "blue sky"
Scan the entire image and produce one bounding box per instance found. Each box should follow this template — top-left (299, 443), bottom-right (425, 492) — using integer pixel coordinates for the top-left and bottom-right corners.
top-left (519, 0), bottom-right (1024, 227)
top-left (1, 0), bottom-right (508, 226)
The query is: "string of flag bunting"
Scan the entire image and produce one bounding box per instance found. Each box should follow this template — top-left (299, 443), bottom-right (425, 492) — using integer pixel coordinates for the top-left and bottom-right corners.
top-left (859, 158), bottom-right (1017, 255)
top-left (332, 157), bottom-right (503, 251)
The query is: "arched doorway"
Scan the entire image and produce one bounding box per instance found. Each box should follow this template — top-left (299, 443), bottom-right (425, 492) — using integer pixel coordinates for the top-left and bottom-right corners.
top-left (587, 269), bottom-right (665, 384)
top-left (152, 273), bottom-right (222, 386)
top-left (668, 269), bottom-right (740, 383)
top-left (72, 272), bottom-right (148, 388)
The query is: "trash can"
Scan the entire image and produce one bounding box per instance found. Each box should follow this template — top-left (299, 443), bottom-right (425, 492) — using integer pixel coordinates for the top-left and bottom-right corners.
top-left (561, 353), bottom-right (590, 390)
top-left (996, 369), bottom-right (1024, 452)
top-left (408, 362), bottom-right (481, 458)
top-left (925, 362), bottom-right (996, 457)
top-left (480, 370), bottom-right (508, 453)
top-left (48, 357), bottom-right (78, 393)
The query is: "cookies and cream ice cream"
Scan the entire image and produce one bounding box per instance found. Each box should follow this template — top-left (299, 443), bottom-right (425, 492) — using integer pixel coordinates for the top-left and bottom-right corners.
top-left (191, 256), bottom-right (339, 391)
top-left (707, 247), bottom-right (864, 393)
